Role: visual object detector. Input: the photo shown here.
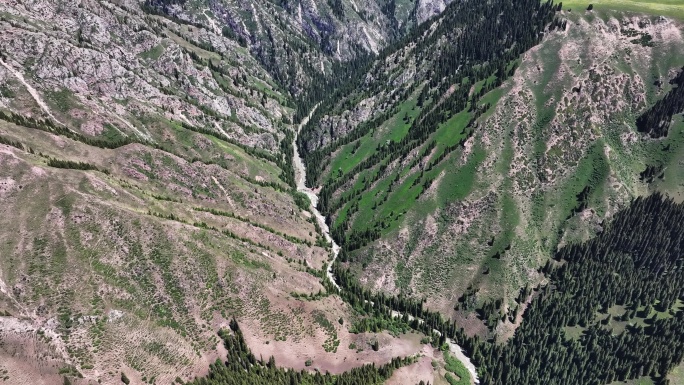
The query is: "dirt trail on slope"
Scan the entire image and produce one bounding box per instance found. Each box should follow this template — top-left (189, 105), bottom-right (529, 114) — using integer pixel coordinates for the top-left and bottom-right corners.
top-left (0, 58), bottom-right (63, 125)
top-left (211, 175), bottom-right (236, 209)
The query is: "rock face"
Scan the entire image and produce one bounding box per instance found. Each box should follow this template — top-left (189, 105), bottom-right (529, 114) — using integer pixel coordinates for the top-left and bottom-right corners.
top-left (145, 0), bottom-right (417, 95)
top-left (0, 0), bottom-right (292, 150)
top-left (415, 0), bottom-right (452, 24)
top-left (0, 0), bottom-right (431, 151)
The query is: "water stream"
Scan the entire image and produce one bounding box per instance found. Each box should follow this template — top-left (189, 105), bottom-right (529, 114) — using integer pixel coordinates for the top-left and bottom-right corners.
top-left (292, 106), bottom-right (341, 291)
top-left (292, 107), bottom-right (478, 382)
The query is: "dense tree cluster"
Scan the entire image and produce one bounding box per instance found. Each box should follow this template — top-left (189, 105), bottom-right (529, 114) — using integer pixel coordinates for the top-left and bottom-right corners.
top-left (325, 194), bottom-right (684, 385)
top-left (294, 54), bottom-right (374, 123)
top-left (640, 164), bottom-right (665, 183)
top-left (327, 0), bottom-right (345, 20)
top-left (185, 320), bottom-right (415, 385)
top-left (463, 194), bottom-right (684, 385)
top-left (46, 158), bottom-right (103, 172)
top-left (636, 66), bottom-right (684, 138)
top-left (380, 0), bottom-right (399, 36)
top-left (142, 0), bottom-right (188, 15)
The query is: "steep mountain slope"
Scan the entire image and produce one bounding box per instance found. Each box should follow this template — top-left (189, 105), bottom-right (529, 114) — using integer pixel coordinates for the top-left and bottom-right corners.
top-left (143, 0), bottom-right (431, 96)
top-left (299, 6), bottom-right (684, 325)
top-left (0, 122), bottom-right (322, 382)
top-left (0, 0), bottom-right (292, 151)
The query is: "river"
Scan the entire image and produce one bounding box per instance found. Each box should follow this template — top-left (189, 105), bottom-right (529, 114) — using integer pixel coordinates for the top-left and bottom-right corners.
top-left (389, 310), bottom-right (480, 383)
top-left (292, 108), bottom-right (478, 383)
top-left (292, 105), bottom-right (341, 291)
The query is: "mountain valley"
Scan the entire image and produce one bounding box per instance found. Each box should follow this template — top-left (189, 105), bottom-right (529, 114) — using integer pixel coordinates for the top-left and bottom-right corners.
top-left (1, 0), bottom-right (684, 384)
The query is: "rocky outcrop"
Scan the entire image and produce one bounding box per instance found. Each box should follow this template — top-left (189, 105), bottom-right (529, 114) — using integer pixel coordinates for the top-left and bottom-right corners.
top-left (0, 0), bottom-right (289, 151)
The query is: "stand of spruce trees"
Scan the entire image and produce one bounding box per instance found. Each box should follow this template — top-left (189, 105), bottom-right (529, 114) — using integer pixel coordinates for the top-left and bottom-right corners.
top-left (184, 319), bottom-right (415, 385)
top-left (460, 193), bottom-right (684, 385)
top-left (330, 194), bottom-right (684, 385)
top-left (637, 66), bottom-right (684, 138)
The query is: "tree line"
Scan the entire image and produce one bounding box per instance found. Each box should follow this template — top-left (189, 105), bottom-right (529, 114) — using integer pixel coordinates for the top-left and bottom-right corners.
top-left (46, 158), bottom-right (105, 173)
top-left (0, 134), bottom-right (32, 153)
top-left (184, 319), bottom-right (416, 385)
top-left (637, 66), bottom-right (684, 138)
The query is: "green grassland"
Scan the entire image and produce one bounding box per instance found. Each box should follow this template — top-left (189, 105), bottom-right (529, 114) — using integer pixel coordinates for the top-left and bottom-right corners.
top-left (326, 95), bottom-right (423, 181)
top-left (331, 105), bottom-right (475, 236)
top-left (138, 43), bottom-right (165, 61)
top-left (670, 361), bottom-right (684, 384)
top-left (561, 0), bottom-right (684, 20)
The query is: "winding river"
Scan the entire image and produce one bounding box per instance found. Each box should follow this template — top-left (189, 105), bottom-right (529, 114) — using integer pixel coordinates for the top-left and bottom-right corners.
top-left (293, 106), bottom-right (341, 291)
top-left (292, 108), bottom-right (478, 383)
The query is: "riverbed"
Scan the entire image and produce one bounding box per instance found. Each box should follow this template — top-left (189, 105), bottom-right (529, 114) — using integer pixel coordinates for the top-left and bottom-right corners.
top-left (292, 108), bottom-right (478, 383)
top-left (292, 106), bottom-right (341, 291)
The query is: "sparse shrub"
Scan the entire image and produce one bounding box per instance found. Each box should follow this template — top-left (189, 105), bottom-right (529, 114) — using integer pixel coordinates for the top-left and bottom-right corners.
top-left (371, 340), bottom-right (379, 351)
top-left (292, 191), bottom-right (311, 211)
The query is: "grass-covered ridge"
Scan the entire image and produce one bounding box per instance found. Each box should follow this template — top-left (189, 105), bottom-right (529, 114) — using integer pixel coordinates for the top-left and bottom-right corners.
top-left (562, 0), bottom-right (684, 20)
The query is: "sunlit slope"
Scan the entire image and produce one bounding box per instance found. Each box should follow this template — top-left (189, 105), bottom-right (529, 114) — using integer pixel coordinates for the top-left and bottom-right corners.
top-left (300, 8), bottom-right (684, 320)
top-left (563, 0), bottom-right (684, 20)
